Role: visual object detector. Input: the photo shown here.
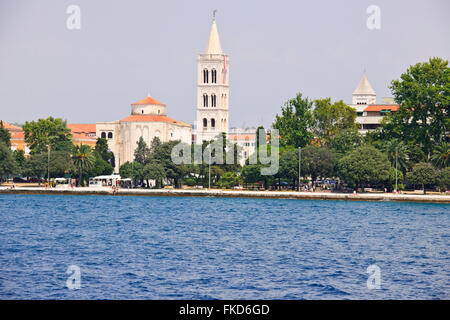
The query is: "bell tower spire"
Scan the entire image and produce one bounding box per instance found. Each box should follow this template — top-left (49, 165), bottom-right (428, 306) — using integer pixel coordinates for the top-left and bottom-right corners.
top-left (195, 16), bottom-right (229, 144)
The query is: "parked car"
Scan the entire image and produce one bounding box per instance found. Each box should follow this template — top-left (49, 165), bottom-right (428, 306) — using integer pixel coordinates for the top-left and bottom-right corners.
top-left (28, 177), bottom-right (45, 183)
top-left (13, 177), bottom-right (27, 183)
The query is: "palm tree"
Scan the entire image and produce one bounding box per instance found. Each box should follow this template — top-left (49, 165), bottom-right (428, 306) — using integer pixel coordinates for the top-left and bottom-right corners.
top-left (431, 142), bottom-right (449, 168)
top-left (72, 144), bottom-right (94, 186)
top-left (383, 139), bottom-right (408, 173)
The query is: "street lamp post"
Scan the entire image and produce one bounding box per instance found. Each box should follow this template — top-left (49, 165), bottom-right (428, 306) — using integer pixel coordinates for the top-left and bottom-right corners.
top-left (208, 146), bottom-right (211, 189)
top-left (298, 147), bottom-right (301, 192)
top-left (47, 144), bottom-right (51, 187)
top-left (395, 147), bottom-right (398, 193)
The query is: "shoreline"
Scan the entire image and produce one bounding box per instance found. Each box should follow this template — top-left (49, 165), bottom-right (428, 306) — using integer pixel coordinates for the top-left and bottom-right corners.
top-left (1, 186), bottom-right (449, 203)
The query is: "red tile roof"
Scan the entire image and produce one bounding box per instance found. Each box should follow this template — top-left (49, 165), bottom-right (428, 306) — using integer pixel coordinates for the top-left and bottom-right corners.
top-left (10, 131), bottom-right (25, 139)
top-left (131, 96), bottom-right (166, 106)
top-left (120, 115), bottom-right (190, 127)
top-left (67, 124), bottom-right (96, 133)
top-left (364, 105), bottom-right (400, 112)
top-left (1, 120), bottom-right (22, 131)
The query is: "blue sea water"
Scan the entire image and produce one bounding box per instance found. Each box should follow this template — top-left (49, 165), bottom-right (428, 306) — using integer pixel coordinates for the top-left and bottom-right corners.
top-left (0, 194), bottom-right (448, 299)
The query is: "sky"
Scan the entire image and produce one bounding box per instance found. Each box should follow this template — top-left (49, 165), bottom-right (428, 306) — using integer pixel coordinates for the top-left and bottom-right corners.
top-left (0, 0), bottom-right (449, 128)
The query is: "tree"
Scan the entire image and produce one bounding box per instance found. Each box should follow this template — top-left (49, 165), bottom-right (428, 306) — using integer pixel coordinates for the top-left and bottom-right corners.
top-left (337, 145), bottom-right (390, 190)
top-left (86, 157), bottom-right (114, 178)
top-left (134, 137), bottom-right (151, 165)
top-left (386, 57), bottom-right (449, 155)
top-left (389, 167), bottom-right (404, 191)
top-left (72, 145), bottom-right (95, 186)
top-left (13, 149), bottom-right (26, 171)
top-left (301, 145), bottom-right (335, 184)
top-left (312, 98), bottom-right (357, 144)
top-left (0, 121), bottom-right (11, 147)
top-left (436, 167), bottom-right (450, 192)
top-left (329, 129), bottom-right (362, 156)
top-left (382, 139), bottom-right (409, 173)
top-left (273, 93), bottom-right (313, 148)
top-left (241, 164), bottom-right (263, 186)
top-left (21, 154), bottom-right (47, 179)
top-left (94, 138), bottom-right (115, 167)
top-left (406, 144), bottom-right (426, 169)
top-left (143, 160), bottom-right (166, 188)
top-left (406, 162), bottom-right (437, 194)
top-left (119, 162), bottom-right (135, 179)
top-left (218, 171), bottom-right (241, 189)
top-left (431, 142), bottom-right (449, 169)
top-left (0, 142), bottom-right (17, 179)
top-left (279, 149), bottom-right (299, 189)
top-left (23, 117), bottom-right (73, 154)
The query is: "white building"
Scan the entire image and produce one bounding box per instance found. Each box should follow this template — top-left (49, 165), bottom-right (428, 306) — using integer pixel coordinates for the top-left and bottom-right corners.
top-left (194, 17), bottom-right (230, 144)
top-left (350, 73), bottom-right (399, 134)
top-left (97, 96), bottom-right (191, 172)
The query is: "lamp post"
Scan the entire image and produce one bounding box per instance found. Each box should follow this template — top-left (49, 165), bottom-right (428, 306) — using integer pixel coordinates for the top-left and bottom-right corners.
top-left (208, 146), bottom-right (211, 189)
top-left (395, 147), bottom-right (398, 193)
top-left (298, 147), bottom-right (301, 192)
top-left (47, 144), bottom-right (51, 187)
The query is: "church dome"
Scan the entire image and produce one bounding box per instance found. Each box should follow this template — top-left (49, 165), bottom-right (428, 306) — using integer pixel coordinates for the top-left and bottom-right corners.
top-left (131, 95), bottom-right (167, 116)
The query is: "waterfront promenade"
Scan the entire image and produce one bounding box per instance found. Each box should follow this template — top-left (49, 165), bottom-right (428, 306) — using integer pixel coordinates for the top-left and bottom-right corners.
top-left (1, 186), bottom-right (449, 203)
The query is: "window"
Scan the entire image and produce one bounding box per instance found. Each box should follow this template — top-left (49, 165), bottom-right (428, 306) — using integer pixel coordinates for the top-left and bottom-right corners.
top-left (203, 94), bottom-right (208, 107)
top-left (211, 94), bottom-right (216, 107)
top-left (203, 118), bottom-right (207, 128)
top-left (203, 69), bottom-right (209, 83)
top-left (101, 132), bottom-right (106, 139)
top-left (108, 132), bottom-right (113, 139)
top-left (211, 69), bottom-right (217, 83)
top-left (142, 110), bottom-right (144, 114)
top-left (211, 118), bottom-right (215, 128)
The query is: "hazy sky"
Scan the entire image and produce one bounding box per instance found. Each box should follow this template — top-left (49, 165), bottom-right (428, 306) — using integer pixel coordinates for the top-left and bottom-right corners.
top-left (1, 0), bottom-right (449, 128)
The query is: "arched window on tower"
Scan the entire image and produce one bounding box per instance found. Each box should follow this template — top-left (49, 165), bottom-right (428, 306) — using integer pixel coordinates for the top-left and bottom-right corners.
top-left (211, 69), bottom-right (217, 83)
top-left (211, 118), bottom-right (215, 128)
top-left (203, 69), bottom-right (209, 83)
top-left (101, 132), bottom-right (106, 139)
top-left (108, 132), bottom-right (113, 139)
top-left (203, 118), bottom-right (208, 128)
top-left (211, 94), bottom-right (216, 107)
top-left (203, 94), bottom-right (208, 107)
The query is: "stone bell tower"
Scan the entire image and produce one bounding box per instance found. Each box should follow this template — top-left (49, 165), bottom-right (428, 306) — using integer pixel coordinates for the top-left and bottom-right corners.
top-left (195, 15), bottom-right (229, 143)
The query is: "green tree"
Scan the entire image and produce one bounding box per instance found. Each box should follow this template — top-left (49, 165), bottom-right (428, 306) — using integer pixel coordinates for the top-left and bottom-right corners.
top-left (86, 157), bottom-right (114, 178)
top-left (241, 164), bottom-right (263, 186)
top-left (431, 142), bottom-right (449, 168)
top-left (21, 154), bottom-right (47, 179)
top-left (218, 171), bottom-right (241, 189)
top-left (337, 145), bottom-right (390, 191)
top-left (406, 162), bottom-right (437, 194)
top-left (279, 149), bottom-right (299, 189)
top-left (436, 167), bottom-right (450, 192)
top-left (0, 121), bottom-right (11, 147)
top-left (382, 139), bottom-right (409, 173)
top-left (273, 93), bottom-right (313, 148)
top-left (13, 149), bottom-right (26, 171)
top-left (301, 145), bottom-right (335, 184)
top-left (389, 167), bottom-right (404, 191)
top-left (0, 142), bottom-right (17, 179)
top-left (23, 117), bottom-right (73, 154)
top-left (329, 129), bottom-right (362, 156)
top-left (143, 160), bottom-right (166, 188)
top-left (312, 98), bottom-right (357, 144)
top-left (385, 57), bottom-right (449, 155)
top-left (134, 137), bottom-right (151, 165)
top-left (94, 138), bottom-right (115, 166)
top-left (406, 144), bottom-right (426, 169)
top-left (72, 145), bottom-right (95, 186)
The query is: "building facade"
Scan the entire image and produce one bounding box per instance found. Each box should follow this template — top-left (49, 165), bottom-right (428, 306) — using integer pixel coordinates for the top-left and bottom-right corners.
top-left (349, 73), bottom-right (399, 134)
top-left (97, 96), bottom-right (191, 171)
